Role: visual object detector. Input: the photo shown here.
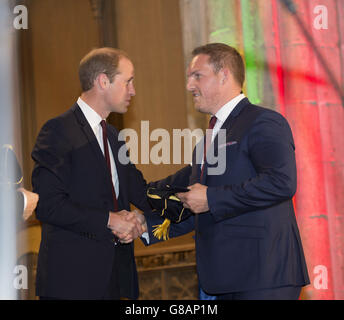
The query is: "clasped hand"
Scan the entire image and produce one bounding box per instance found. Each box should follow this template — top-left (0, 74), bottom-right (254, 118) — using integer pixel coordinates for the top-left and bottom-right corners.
top-left (108, 210), bottom-right (147, 244)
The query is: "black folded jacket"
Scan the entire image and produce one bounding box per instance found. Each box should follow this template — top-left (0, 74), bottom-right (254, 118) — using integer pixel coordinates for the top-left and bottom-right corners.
top-left (147, 185), bottom-right (192, 240)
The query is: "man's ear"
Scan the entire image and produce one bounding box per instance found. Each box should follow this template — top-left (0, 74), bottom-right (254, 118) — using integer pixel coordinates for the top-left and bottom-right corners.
top-left (96, 73), bottom-right (109, 90)
top-left (219, 67), bottom-right (230, 85)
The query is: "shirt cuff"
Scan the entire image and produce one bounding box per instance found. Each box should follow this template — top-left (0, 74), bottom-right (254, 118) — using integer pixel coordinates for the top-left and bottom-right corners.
top-left (141, 231), bottom-right (150, 244)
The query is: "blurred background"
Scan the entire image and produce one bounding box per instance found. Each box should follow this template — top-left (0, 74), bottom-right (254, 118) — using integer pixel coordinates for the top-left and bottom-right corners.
top-left (0, 0), bottom-right (343, 300)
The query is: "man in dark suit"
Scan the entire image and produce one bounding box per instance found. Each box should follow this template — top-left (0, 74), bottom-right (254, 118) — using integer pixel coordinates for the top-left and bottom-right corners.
top-left (32, 48), bottom-right (149, 300)
top-left (141, 43), bottom-right (310, 299)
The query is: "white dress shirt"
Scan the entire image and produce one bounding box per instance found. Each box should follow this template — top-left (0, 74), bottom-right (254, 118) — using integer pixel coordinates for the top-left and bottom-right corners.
top-left (77, 97), bottom-right (119, 198)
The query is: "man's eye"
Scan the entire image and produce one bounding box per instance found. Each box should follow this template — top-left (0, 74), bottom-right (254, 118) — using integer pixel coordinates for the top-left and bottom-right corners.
top-left (194, 74), bottom-right (200, 80)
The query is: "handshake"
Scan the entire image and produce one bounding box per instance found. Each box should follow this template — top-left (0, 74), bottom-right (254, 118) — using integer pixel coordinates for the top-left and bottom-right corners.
top-left (107, 210), bottom-right (147, 244)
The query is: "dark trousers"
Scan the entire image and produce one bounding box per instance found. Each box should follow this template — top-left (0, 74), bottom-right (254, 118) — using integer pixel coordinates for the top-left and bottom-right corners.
top-left (217, 286), bottom-right (302, 300)
top-left (40, 251), bottom-right (121, 300)
top-left (102, 253), bottom-right (121, 300)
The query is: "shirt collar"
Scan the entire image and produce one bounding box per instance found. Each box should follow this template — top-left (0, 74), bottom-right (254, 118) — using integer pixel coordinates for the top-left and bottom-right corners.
top-left (214, 93), bottom-right (246, 123)
top-left (77, 97), bottom-right (104, 130)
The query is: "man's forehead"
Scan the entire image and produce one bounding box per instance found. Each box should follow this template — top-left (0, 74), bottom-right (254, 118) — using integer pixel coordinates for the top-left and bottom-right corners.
top-left (119, 57), bottom-right (133, 67)
top-left (188, 54), bottom-right (212, 73)
top-left (118, 57), bottom-right (134, 74)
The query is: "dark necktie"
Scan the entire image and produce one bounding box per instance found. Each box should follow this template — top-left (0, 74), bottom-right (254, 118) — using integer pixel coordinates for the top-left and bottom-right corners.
top-left (100, 120), bottom-right (118, 211)
top-left (200, 116), bottom-right (217, 181)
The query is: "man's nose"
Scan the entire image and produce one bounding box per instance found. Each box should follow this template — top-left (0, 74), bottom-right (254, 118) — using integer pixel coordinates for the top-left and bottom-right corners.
top-left (129, 83), bottom-right (136, 96)
top-left (186, 77), bottom-right (194, 91)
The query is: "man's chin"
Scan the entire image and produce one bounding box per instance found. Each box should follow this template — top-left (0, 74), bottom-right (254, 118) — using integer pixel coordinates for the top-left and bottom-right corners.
top-left (122, 101), bottom-right (131, 112)
top-left (193, 102), bottom-right (200, 110)
top-left (111, 104), bottom-right (129, 114)
top-left (194, 103), bottom-right (206, 114)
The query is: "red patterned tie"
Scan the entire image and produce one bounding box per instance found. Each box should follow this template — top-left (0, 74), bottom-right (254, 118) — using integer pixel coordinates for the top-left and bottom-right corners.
top-left (200, 116), bottom-right (217, 181)
top-left (100, 120), bottom-right (118, 211)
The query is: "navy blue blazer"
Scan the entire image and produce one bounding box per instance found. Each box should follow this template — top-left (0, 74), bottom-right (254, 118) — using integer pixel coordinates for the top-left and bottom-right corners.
top-left (32, 104), bottom-right (150, 299)
top-left (144, 98), bottom-right (310, 294)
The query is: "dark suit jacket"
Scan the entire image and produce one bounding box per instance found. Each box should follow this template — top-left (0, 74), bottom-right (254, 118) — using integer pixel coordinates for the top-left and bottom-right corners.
top-left (32, 104), bottom-right (150, 299)
top-left (144, 98), bottom-right (310, 294)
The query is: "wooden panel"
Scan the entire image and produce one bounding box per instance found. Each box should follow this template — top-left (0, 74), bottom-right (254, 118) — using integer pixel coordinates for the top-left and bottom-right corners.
top-left (28, 0), bottom-right (99, 131)
top-left (115, 0), bottom-right (188, 181)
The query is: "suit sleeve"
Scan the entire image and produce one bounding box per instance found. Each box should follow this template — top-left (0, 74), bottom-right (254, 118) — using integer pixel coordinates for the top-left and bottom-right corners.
top-left (141, 210), bottom-right (195, 246)
top-left (32, 119), bottom-right (111, 240)
top-left (126, 161), bottom-right (151, 212)
top-left (207, 111), bottom-right (297, 222)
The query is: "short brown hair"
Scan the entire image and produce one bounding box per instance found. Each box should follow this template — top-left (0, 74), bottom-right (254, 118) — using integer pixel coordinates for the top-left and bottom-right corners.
top-left (192, 43), bottom-right (245, 87)
top-left (79, 47), bottom-right (130, 92)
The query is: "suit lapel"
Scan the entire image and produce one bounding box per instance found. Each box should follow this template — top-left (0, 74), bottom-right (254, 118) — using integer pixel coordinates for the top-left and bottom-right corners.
top-left (218, 97), bottom-right (251, 139)
top-left (72, 104), bottom-right (112, 187)
top-left (200, 98), bottom-right (251, 183)
top-left (211, 97), bottom-right (251, 152)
